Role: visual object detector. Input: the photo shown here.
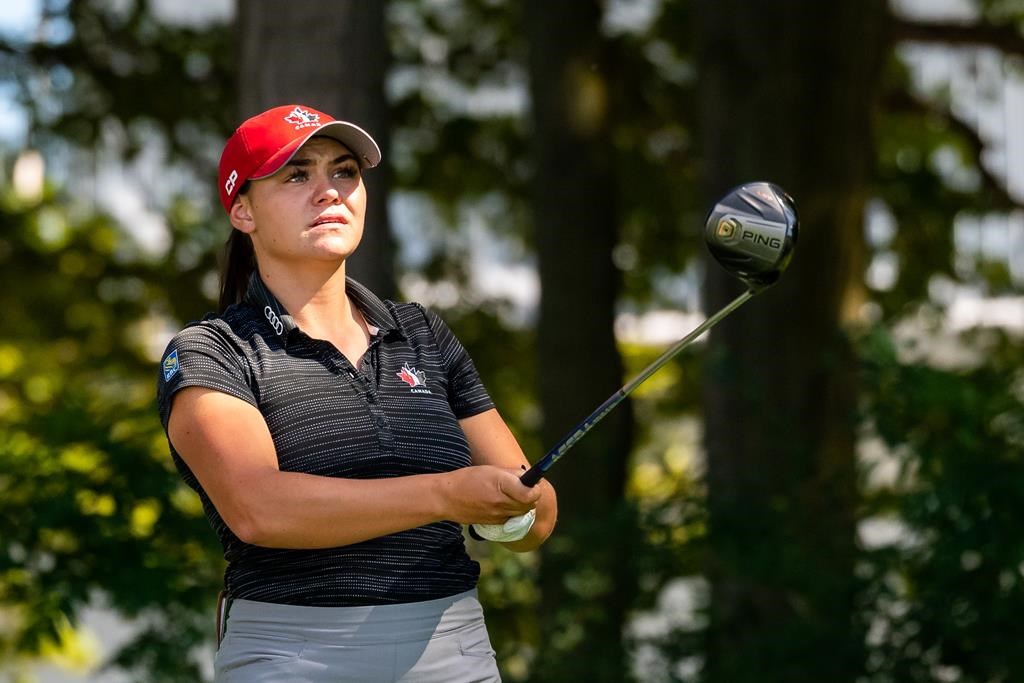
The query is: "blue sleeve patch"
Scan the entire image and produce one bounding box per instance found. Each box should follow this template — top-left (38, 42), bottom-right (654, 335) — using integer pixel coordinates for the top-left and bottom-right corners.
top-left (162, 349), bottom-right (180, 382)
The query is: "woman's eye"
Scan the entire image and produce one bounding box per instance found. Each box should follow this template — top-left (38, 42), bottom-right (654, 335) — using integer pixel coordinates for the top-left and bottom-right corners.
top-left (286, 170), bottom-right (308, 183)
top-left (334, 164), bottom-right (359, 179)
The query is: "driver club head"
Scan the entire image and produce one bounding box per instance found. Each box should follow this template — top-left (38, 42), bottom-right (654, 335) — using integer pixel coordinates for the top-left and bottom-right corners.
top-left (704, 181), bottom-right (799, 290)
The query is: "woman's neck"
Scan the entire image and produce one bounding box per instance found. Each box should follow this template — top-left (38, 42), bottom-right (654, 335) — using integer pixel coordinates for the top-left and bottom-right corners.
top-left (257, 261), bottom-right (365, 345)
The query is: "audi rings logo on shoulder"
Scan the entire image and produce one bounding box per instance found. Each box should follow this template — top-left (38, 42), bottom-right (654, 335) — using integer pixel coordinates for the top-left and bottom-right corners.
top-left (264, 306), bottom-right (285, 335)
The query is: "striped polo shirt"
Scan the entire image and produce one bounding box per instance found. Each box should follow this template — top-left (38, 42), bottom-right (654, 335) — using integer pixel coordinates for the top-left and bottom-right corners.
top-left (156, 274), bottom-right (495, 606)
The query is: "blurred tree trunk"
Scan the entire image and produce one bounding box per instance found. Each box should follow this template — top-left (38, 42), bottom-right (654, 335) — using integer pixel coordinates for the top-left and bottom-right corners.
top-left (696, 2), bottom-right (889, 682)
top-left (525, 2), bottom-right (635, 681)
top-left (237, 1), bottom-right (395, 299)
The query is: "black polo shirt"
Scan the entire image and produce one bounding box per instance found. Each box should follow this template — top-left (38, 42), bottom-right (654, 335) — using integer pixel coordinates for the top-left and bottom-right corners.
top-left (156, 274), bottom-right (494, 606)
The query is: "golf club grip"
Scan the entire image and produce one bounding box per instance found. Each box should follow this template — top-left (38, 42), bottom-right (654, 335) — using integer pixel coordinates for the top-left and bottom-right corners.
top-left (519, 463), bottom-right (545, 487)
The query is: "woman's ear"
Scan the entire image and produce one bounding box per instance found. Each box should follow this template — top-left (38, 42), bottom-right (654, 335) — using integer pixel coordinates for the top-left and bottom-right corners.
top-left (229, 195), bottom-right (256, 234)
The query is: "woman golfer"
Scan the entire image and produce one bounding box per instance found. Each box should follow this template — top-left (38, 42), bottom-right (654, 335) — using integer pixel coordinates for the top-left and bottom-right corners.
top-left (157, 104), bottom-right (557, 682)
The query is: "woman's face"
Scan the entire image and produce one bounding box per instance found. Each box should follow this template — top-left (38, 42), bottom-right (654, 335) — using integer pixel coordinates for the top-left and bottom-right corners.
top-left (230, 136), bottom-right (367, 269)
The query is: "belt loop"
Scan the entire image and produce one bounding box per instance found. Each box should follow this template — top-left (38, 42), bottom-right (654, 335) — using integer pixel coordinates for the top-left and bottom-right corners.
top-left (215, 590), bottom-right (232, 648)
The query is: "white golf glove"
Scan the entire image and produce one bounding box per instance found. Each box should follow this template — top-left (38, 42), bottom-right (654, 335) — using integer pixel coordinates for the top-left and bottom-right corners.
top-left (470, 509), bottom-right (536, 543)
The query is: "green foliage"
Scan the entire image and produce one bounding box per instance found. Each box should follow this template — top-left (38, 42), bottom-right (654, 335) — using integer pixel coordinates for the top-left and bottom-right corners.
top-left (388, 0), bottom-right (531, 204)
top-left (0, 183), bottom-right (224, 679)
top-left (873, 96), bottom-right (1015, 315)
top-left (0, 1), bottom-right (234, 678)
top-left (387, 0), bottom-right (706, 310)
top-left (611, 0), bottom-right (703, 306)
top-left (4, 0), bottom-right (235, 169)
top-left (0, 0), bottom-right (1023, 682)
top-left (858, 326), bottom-right (1024, 682)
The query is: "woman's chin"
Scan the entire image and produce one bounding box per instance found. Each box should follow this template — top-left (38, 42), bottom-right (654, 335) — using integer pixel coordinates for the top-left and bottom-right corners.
top-left (307, 235), bottom-right (361, 260)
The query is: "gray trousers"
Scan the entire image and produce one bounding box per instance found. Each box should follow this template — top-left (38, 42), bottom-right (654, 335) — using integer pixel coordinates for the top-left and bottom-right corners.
top-left (214, 589), bottom-right (501, 682)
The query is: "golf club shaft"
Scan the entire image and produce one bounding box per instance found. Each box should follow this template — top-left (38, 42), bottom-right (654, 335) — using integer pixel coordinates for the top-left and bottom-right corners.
top-left (520, 288), bottom-right (756, 487)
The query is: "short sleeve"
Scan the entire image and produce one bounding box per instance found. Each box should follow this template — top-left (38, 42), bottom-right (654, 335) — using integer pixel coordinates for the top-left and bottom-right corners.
top-left (156, 322), bottom-right (258, 430)
top-left (420, 307), bottom-right (495, 419)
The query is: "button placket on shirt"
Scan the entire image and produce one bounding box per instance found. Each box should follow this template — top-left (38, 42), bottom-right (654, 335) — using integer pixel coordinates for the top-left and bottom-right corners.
top-left (327, 339), bottom-right (395, 451)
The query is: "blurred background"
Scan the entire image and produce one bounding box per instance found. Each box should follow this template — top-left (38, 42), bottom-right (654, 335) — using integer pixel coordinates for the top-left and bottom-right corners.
top-left (1, 0), bottom-right (1023, 681)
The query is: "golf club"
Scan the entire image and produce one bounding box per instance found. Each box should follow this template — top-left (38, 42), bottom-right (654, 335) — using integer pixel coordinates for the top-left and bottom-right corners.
top-left (518, 181), bottom-right (799, 488)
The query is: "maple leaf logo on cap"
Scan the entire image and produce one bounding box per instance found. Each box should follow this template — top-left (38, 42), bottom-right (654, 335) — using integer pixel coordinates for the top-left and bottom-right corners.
top-left (284, 107), bottom-right (320, 125)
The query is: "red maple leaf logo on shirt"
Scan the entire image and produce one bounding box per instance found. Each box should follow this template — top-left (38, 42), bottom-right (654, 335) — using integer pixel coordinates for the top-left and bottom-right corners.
top-left (397, 364), bottom-right (426, 388)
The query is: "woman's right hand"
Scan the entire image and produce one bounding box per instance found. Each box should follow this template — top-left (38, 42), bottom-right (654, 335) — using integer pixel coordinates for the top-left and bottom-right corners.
top-left (437, 466), bottom-right (541, 525)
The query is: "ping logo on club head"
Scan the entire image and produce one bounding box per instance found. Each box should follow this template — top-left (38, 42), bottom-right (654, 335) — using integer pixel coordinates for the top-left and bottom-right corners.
top-left (716, 217), bottom-right (741, 243)
top-left (284, 107), bottom-right (320, 128)
top-left (162, 349), bottom-right (180, 382)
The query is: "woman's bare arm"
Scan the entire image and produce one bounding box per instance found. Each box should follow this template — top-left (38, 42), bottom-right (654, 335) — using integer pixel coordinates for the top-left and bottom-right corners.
top-left (167, 387), bottom-right (539, 549)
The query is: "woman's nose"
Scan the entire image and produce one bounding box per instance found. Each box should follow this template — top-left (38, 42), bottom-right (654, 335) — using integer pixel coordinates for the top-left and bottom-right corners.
top-left (314, 178), bottom-right (342, 204)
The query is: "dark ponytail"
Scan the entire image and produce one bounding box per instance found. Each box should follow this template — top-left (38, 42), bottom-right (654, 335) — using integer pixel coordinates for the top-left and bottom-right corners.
top-left (218, 231), bottom-right (255, 311)
top-left (218, 181), bottom-right (255, 312)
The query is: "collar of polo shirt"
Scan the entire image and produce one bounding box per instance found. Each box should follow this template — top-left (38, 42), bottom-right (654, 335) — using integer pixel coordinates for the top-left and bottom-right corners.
top-left (242, 272), bottom-right (403, 344)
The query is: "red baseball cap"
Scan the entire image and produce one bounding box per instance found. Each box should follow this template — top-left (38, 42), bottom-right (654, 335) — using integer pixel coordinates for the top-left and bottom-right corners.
top-left (217, 104), bottom-right (382, 212)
